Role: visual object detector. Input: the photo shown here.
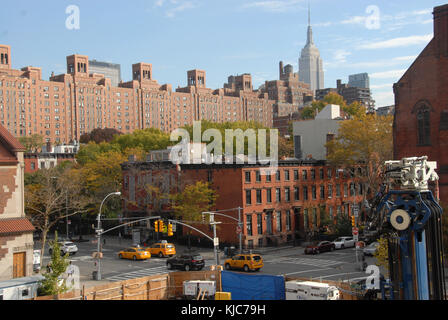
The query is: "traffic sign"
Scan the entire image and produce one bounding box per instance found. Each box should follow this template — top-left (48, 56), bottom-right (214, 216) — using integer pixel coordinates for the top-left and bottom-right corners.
top-left (236, 226), bottom-right (242, 234)
top-left (213, 237), bottom-right (219, 246)
top-left (352, 227), bottom-right (359, 236)
top-left (353, 205), bottom-right (359, 218)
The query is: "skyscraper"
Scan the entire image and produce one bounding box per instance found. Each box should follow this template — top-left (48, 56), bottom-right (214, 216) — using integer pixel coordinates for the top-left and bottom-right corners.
top-left (89, 59), bottom-right (122, 87)
top-left (298, 6), bottom-right (324, 93)
top-left (348, 73), bottom-right (370, 89)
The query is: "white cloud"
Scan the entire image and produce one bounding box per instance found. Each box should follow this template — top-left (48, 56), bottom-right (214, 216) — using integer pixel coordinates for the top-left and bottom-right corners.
top-left (370, 69), bottom-right (406, 79)
top-left (333, 49), bottom-right (351, 63)
top-left (370, 83), bottom-right (393, 90)
top-left (165, 1), bottom-right (196, 18)
top-left (241, 0), bottom-right (304, 13)
top-left (359, 34), bottom-right (433, 49)
top-left (341, 16), bottom-right (366, 25)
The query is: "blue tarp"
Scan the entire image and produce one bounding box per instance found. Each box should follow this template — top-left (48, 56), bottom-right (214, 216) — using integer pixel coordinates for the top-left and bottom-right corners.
top-left (221, 271), bottom-right (285, 300)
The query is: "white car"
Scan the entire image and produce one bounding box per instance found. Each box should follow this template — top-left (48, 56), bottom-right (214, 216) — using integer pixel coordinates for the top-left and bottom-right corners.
top-left (363, 242), bottom-right (380, 256)
top-left (49, 241), bottom-right (78, 256)
top-left (332, 237), bottom-right (355, 249)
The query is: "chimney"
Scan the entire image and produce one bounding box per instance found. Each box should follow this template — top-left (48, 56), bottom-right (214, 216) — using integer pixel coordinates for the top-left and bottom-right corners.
top-left (434, 4), bottom-right (448, 56)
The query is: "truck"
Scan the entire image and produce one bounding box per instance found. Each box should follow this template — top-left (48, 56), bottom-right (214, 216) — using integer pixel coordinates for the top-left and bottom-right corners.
top-left (285, 281), bottom-right (341, 300)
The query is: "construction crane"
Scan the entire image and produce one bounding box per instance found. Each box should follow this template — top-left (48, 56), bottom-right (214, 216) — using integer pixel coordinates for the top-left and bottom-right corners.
top-left (366, 156), bottom-right (446, 300)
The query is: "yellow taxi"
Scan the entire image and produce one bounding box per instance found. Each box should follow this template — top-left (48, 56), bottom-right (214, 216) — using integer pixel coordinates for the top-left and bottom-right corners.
top-left (224, 253), bottom-right (264, 272)
top-left (118, 247), bottom-right (151, 261)
top-left (145, 242), bottom-right (176, 258)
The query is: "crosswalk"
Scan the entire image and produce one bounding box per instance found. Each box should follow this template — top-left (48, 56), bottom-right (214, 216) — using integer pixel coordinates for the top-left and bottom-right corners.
top-left (264, 257), bottom-right (344, 268)
top-left (105, 261), bottom-right (214, 282)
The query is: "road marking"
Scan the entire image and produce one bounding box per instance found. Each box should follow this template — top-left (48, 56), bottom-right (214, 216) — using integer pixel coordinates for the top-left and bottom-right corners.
top-left (311, 271), bottom-right (365, 280)
top-left (281, 267), bottom-right (335, 276)
top-left (265, 257), bottom-right (344, 268)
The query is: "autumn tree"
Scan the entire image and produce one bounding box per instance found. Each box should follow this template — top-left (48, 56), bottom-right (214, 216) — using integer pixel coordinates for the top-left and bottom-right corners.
top-left (79, 127), bottom-right (122, 144)
top-left (25, 167), bottom-right (91, 266)
top-left (325, 113), bottom-right (394, 209)
top-left (301, 92), bottom-right (366, 120)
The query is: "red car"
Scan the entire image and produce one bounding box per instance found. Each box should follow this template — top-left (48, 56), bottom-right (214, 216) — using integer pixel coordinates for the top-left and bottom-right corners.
top-left (304, 241), bottom-right (336, 254)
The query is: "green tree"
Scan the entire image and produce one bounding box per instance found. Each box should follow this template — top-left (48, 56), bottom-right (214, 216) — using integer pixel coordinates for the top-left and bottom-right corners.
top-left (301, 92), bottom-right (366, 120)
top-left (79, 127), bottom-right (123, 144)
top-left (38, 232), bottom-right (70, 296)
top-left (18, 134), bottom-right (45, 152)
top-left (334, 214), bottom-right (352, 236)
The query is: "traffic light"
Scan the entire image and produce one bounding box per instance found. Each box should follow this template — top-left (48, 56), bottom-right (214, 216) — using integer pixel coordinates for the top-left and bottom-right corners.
top-left (168, 223), bottom-right (173, 237)
top-left (154, 220), bottom-right (159, 232)
top-left (159, 220), bottom-right (164, 233)
top-left (351, 215), bottom-right (356, 227)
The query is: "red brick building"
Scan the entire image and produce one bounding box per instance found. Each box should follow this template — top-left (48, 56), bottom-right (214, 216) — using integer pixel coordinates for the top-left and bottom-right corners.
top-left (121, 159), bottom-right (363, 247)
top-left (393, 4), bottom-right (448, 204)
top-left (0, 45), bottom-right (275, 145)
top-left (0, 124), bottom-right (35, 280)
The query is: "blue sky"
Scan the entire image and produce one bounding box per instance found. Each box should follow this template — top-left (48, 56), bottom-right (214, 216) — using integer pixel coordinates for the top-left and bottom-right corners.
top-left (0, 0), bottom-right (443, 107)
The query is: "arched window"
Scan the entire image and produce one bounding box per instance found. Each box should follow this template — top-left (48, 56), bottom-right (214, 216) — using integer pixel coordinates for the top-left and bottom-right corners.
top-left (417, 106), bottom-right (431, 145)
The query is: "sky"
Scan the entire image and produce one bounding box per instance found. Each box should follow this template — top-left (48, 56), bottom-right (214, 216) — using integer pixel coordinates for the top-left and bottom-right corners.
top-left (0, 0), bottom-right (443, 107)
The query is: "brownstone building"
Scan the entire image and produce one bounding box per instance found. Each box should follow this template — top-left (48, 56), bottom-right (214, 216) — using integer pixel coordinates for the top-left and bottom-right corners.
top-left (0, 45), bottom-right (275, 145)
top-left (121, 159), bottom-right (363, 247)
top-left (0, 124), bottom-right (35, 280)
top-left (393, 4), bottom-right (448, 204)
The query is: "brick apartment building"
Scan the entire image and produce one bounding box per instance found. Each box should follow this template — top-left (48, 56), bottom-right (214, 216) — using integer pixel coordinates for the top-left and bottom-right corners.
top-left (0, 45), bottom-right (275, 145)
top-left (393, 4), bottom-right (448, 204)
top-left (121, 159), bottom-right (363, 248)
top-left (0, 124), bottom-right (35, 281)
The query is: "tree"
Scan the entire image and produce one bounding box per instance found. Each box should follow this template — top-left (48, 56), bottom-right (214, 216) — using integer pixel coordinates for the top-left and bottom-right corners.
top-left (374, 235), bottom-right (389, 277)
top-left (278, 136), bottom-right (294, 159)
top-left (301, 92), bottom-right (366, 120)
top-left (111, 128), bottom-right (172, 153)
top-left (170, 181), bottom-right (218, 249)
top-left (18, 134), bottom-right (45, 152)
top-left (334, 214), bottom-right (352, 236)
top-left (325, 113), bottom-right (394, 211)
top-left (79, 128), bottom-right (122, 144)
top-left (25, 167), bottom-right (91, 266)
top-left (38, 232), bottom-right (70, 296)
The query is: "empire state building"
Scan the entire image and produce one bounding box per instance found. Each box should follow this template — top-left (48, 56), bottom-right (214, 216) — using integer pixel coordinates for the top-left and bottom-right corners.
top-left (298, 10), bottom-right (324, 93)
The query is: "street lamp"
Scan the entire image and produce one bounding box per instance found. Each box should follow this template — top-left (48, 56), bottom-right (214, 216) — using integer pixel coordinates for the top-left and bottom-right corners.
top-left (96, 191), bottom-right (121, 281)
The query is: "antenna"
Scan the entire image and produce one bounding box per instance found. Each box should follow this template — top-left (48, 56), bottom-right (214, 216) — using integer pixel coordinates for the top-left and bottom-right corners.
top-left (308, 1), bottom-right (311, 26)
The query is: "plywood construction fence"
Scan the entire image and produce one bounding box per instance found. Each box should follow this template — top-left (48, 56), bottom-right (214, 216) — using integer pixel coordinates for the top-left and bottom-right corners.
top-left (32, 273), bottom-right (169, 300)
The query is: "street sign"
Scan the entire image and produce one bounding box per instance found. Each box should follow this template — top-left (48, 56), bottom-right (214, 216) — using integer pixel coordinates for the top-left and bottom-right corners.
top-left (353, 234), bottom-right (359, 242)
top-left (213, 237), bottom-right (219, 246)
top-left (352, 227), bottom-right (359, 236)
top-left (236, 226), bottom-right (242, 234)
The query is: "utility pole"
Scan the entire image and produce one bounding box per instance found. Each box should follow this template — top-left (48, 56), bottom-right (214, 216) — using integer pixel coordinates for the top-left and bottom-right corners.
top-left (208, 213), bottom-right (222, 266)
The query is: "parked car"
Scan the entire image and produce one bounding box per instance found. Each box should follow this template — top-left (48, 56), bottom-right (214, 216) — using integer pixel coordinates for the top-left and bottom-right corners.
top-left (166, 254), bottom-right (205, 271)
top-left (363, 242), bottom-right (380, 256)
top-left (224, 253), bottom-right (264, 272)
top-left (49, 241), bottom-right (78, 256)
top-left (304, 241), bottom-right (335, 254)
top-left (118, 247), bottom-right (151, 261)
top-left (144, 242), bottom-right (176, 258)
top-left (333, 237), bottom-right (355, 249)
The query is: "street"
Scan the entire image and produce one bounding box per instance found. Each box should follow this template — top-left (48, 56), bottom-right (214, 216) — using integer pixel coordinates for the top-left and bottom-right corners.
top-left (35, 236), bottom-right (379, 288)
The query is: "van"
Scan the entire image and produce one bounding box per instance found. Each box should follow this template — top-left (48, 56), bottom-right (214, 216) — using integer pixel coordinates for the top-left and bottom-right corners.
top-left (285, 281), bottom-right (341, 300)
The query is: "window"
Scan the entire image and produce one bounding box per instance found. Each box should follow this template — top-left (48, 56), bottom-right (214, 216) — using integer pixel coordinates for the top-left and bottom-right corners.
top-left (294, 187), bottom-right (299, 201)
top-left (311, 169), bottom-right (316, 180)
top-left (294, 170), bottom-right (299, 181)
top-left (256, 189), bottom-right (262, 204)
top-left (30, 162), bottom-right (35, 171)
top-left (256, 170), bottom-right (261, 182)
top-left (246, 190), bottom-right (252, 205)
top-left (302, 170), bottom-right (308, 180)
top-left (286, 211), bottom-right (291, 231)
top-left (336, 184), bottom-right (341, 197)
top-left (276, 211), bottom-right (282, 232)
top-left (266, 188), bottom-right (272, 203)
top-left (319, 168), bottom-right (324, 179)
top-left (417, 105), bottom-right (431, 145)
top-left (257, 214), bottom-right (263, 235)
top-left (320, 185), bottom-right (325, 199)
top-left (344, 184), bottom-right (348, 197)
top-left (350, 183), bottom-right (355, 196)
top-left (285, 187), bottom-right (291, 202)
top-left (245, 171), bottom-right (251, 183)
top-left (312, 186), bottom-right (317, 200)
top-left (246, 214), bottom-right (253, 236)
top-left (304, 208), bottom-right (309, 228)
top-left (303, 186), bottom-right (308, 200)
top-left (328, 184), bottom-right (333, 198)
top-left (276, 188), bottom-right (281, 202)
top-left (266, 172), bottom-right (271, 182)
top-left (284, 170), bottom-right (290, 181)
top-left (327, 168), bottom-right (332, 179)
top-left (276, 170), bottom-right (281, 181)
